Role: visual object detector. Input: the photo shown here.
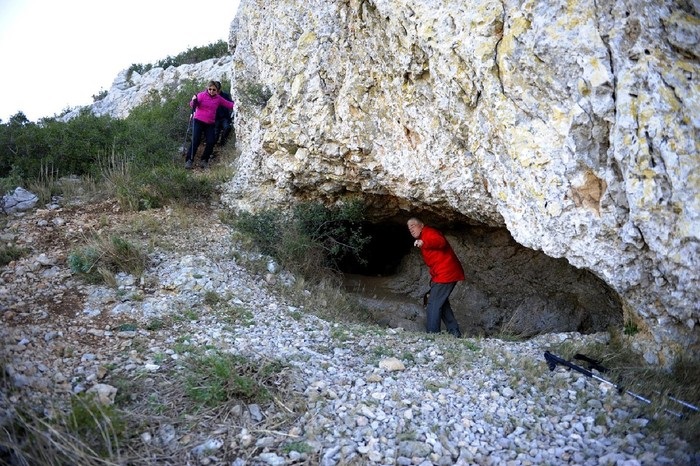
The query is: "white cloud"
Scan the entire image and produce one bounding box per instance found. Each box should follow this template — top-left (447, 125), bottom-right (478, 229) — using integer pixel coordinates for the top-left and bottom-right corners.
top-left (0, 0), bottom-right (240, 122)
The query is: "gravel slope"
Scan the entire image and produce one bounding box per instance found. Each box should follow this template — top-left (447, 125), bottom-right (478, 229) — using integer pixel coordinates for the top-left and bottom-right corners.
top-left (1, 200), bottom-right (697, 465)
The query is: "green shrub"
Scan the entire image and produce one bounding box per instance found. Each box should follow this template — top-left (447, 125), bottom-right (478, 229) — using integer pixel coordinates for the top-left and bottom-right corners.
top-left (183, 351), bottom-right (287, 407)
top-left (204, 290), bottom-right (222, 306)
top-left (68, 247), bottom-right (101, 275)
top-left (127, 40), bottom-right (228, 81)
top-left (0, 55), bottom-right (208, 190)
top-left (624, 320), bottom-right (639, 336)
top-left (92, 89), bottom-right (108, 102)
top-left (232, 200), bottom-right (370, 282)
top-left (69, 235), bottom-right (148, 283)
top-left (66, 394), bottom-right (126, 455)
top-left (237, 80), bottom-right (272, 107)
top-left (0, 174), bottom-right (23, 196)
top-left (293, 200), bottom-right (370, 268)
top-left (234, 209), bottom-right (286, 257)
top-left (114, 164), bottom-right (216, 211)
top-left (281, 441), bottom-right (314, 454)
top-left (0, 244), bottom-right (27, 266)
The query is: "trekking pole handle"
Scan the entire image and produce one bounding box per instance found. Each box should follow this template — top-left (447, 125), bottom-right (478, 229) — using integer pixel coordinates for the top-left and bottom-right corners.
top-left (545, 351), bottom-right (593, 377)
top-left (545, 351), bottom-right (619, 391)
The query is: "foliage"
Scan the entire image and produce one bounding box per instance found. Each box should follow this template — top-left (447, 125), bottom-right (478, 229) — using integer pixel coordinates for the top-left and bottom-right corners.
top-left (0, 244), bottom-right (27, 266)
top-left (183, 351), bottom-right (287, 407)
top-left (115, 164), bottom-right (216, 211)
top-left (92, 89), bottom-right (108, 102)
top-left (204, 290), bottom-right (223, 306)
top-left (68, 247), bottom-right (101, 275)
top-left (293, 200), bottom-right (370, 268)
top-left (127, 40), bottom-right (228, 80)
top-left (281, 441), bottom-right (314, 454)
top-left (0, 397), bottom-right (124, 465)
top-left (66, 394), bottom-right (126, 455)
top-left (233, 209), bottom-right (286, 257)
top-left (623, 320), bottom-right (639, 336)
top-left (0, 109), bottom-right (128, 182)
top-left (236, 79), bottom-right (272, 107)
top-left (0, 72), bottom-right (223, 210)
top-left (231, 200), bottom-right (371, 282)
top-left (0, 173), bottom-right (23, 196)
top-left (68, 235), bottom-right (148, 284)
top-left (0, 39), bottom-right (232, 215)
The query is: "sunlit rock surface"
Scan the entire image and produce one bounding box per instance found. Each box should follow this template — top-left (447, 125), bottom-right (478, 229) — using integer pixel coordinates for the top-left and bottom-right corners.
top-left (223, 0), bottom-right (699, 364)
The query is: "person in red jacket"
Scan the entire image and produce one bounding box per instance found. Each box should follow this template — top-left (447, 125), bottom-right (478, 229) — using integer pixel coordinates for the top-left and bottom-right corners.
top-left (186, 80), bottom-right (235, 169)
top-left (407, 217), bottom-right (464, 337)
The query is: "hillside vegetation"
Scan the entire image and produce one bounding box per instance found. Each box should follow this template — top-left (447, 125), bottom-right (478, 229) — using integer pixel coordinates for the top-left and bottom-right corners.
top-left (0, 43), bottom-right (698, 466)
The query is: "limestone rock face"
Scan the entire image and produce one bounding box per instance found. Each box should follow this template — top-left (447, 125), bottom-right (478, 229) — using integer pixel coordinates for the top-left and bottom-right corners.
top-left (223, 0), bottom-right (699, 364)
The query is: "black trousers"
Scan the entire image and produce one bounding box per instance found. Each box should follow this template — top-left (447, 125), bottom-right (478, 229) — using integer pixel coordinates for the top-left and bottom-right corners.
top-left (425, 282), bottom-right (461, 337)
top-left (187, 119), bottom-right (216, 162)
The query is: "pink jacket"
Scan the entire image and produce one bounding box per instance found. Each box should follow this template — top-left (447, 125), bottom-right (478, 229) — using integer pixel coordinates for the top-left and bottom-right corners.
top-left (190, 90), bottom-right (234, 124)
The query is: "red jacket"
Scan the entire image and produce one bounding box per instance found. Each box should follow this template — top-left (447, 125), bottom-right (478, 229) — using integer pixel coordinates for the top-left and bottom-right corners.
top-left (419, 226), bottom-right (465, 283)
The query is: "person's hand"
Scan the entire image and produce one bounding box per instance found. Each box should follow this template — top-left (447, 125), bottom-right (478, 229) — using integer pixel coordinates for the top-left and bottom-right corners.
top-left (414, 239), bottom-right (423, 248)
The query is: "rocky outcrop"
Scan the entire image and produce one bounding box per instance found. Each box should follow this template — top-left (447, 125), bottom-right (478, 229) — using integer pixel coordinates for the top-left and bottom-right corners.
top-left (60, 57), bottom-right (233, 121)
top-left (223, 0), bottom-right (699, 364)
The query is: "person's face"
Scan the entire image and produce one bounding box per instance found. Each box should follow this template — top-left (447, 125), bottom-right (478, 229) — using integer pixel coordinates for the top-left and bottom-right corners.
top-left (407, 221), bottom-right (423, 239)
top-left (207, 86), bottom-right (218, 95)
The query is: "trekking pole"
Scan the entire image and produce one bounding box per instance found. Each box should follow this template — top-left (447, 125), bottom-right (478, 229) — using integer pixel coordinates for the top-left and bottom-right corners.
top-left (571, 353), bottom-right (699, 415)
top-left (653, 391), bottom-right (700, 413)
top-left (182, 114), bottom-right (192, 158)
top-left (189, 97), bottom-right (198, 164)
top-left (543, 351), bottom-right (692, 418)
top-left (189, 114), bottom-right (195, 161)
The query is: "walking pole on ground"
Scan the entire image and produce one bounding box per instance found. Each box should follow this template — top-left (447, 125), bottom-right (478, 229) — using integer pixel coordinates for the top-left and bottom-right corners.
top-left (544, 351), bottom-right (698, 418)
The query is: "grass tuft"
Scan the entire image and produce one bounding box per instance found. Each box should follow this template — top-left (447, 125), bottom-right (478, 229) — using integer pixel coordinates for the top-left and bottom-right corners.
top-left (183, 351), bottom-right (289, 407)
top-left (68, 235), bottom-right (148, 284)
top-left (0, 243), bottom-right (28, 266)
top-left (0, 395), bottom-right (125, 466)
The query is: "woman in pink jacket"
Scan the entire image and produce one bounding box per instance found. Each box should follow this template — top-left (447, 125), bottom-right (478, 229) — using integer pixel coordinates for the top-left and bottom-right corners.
top-left (185, 80), bottom-right (235, 169)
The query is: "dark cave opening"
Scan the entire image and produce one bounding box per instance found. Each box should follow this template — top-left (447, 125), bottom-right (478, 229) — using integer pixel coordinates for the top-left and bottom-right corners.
top-left (337, 222), bottom-right (414, 276)
top-left (335, 218), bottom-right (624, 337)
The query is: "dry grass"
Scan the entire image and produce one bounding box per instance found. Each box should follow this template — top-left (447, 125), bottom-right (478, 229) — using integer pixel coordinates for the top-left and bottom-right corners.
top-left (68, 234), bottom-right (149, 284)
top-left (0, 396), bottom-right (124, 466)
top-left (1, 348), bottom-right (306, 465)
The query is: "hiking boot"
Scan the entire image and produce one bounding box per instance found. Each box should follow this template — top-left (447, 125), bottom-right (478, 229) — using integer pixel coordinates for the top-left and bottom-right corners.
top-left (185, 160), bottom-right (193, 169)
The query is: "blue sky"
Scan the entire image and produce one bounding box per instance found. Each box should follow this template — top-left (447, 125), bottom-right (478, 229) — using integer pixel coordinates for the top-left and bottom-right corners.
top-left (0, 0), bottom-right (240, 122)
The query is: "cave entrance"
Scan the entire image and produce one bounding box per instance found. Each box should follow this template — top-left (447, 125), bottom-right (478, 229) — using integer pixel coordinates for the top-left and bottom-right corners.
top-left (337, 219), bottom-right (624, 338)
top-left (337, 222), bottom-right (414, 276)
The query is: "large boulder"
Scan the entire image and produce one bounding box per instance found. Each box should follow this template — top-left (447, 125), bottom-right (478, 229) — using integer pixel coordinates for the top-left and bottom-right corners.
top-left (2, 187), bottom-right (38, 214)
top-left (222, 0), bottom-right (699, 365)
